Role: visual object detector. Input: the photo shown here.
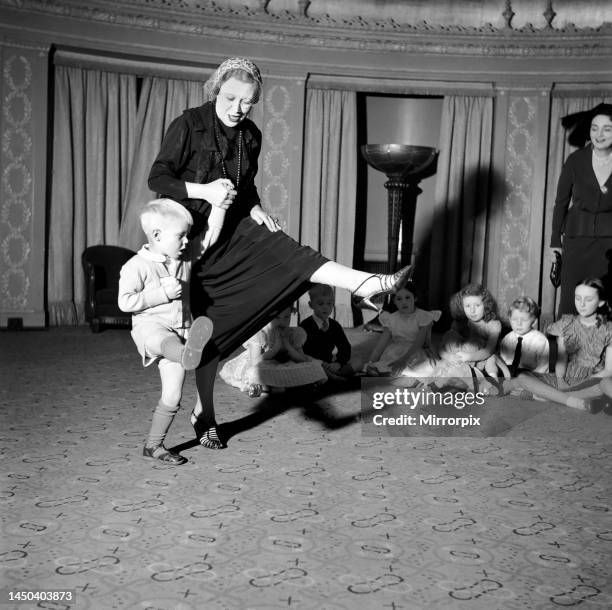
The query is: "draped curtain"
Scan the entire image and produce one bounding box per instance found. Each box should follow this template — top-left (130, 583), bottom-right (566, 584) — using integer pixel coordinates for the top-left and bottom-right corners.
top-left (48, 66), bottom-right (137, 325)
top-left (118, 77), bottom-right (207, 252)
top-left (300, 88), bottom-right (357, 326)
top-left (48, 68), bottom-right (210, 325)
top-left (428, 95), bottom-right (493, 313)
top-left (541, 94), bottom-right (612, 318)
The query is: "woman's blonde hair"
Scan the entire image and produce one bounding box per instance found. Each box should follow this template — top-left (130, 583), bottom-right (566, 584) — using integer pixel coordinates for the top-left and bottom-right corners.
top-left (203, 57), bottom-right (263, 104)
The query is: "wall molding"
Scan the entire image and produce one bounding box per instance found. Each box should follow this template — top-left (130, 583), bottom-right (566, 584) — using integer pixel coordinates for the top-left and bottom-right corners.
top-left (1, 0), bottom-right (610, 58)
top-left (0, 35), bottom-right (49, 54)
top-left (308, 75), bottom-right (495, 96)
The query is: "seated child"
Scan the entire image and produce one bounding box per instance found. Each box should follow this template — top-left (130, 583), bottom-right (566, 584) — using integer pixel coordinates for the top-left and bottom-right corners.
top-left (439, 283), bottom-right (501, 376)
top-left (364, 279), bottom-right (441, 377)
top-left (432, 283), bottom-right (501, 393)
top-left (118, 198), bottom-right (213, 465)
top-left (513, 277), bottom-right (612, 411)
top-left (300, 284), bottom-right (364, 381)
top-left (220, 307), bottom-right (327, 396)
top-left (499, 296), bottom-right (549, 377)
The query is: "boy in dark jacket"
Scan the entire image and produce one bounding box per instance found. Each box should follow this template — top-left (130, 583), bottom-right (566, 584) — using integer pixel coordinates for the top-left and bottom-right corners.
top-left (300, 284), bottom-right (363, 380)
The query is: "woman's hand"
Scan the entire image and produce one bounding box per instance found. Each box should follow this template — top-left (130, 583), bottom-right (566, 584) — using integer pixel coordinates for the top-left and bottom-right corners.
top-left (250, 205), bottom-right (281, 232)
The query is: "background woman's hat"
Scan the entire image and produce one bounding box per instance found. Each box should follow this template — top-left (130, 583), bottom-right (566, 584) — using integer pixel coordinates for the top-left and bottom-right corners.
top-left (561, 102), bottom-right (612, 147)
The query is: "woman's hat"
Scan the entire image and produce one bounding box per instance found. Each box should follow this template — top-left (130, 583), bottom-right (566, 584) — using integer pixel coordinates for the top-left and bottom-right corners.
top-left (561, 102), bottom-right (612, 147)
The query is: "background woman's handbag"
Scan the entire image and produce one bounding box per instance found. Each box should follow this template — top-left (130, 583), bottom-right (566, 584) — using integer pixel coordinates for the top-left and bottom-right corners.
top-left (550, 250), bottom-right (562, 288)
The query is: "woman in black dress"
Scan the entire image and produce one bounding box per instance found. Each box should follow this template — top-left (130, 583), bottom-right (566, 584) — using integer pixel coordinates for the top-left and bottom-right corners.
top-left (551, 104), bottom-right (612, 314)
top-left (149, 57), bottom-right (409, 449)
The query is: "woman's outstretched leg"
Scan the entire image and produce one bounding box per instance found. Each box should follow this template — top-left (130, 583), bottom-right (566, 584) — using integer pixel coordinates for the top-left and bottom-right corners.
top-left (310, 261), bottom-right (412, 310)
top-left (193, 354), bottom-right (226, 449)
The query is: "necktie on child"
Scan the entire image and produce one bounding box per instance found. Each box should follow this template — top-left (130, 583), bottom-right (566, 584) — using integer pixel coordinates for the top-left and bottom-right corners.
top-left (321, 320), bottom-right (329, 331)
top-left (510, 336), bottom-right (523, 376)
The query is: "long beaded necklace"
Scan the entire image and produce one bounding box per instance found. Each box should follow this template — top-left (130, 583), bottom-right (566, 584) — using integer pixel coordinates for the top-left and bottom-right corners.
top-left (214, 118), bottom-right (243, 189)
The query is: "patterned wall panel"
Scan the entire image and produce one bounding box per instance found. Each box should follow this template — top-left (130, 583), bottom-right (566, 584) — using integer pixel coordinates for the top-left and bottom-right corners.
top-left (257, 76), bottom-right (305, 240)
top-left (497, 96), bottom-right (537, 313)
top-left (261, 83), bottom-right (291, 228)
top-left (0, 49), bottom-right (33, 314)
top-left (260, 79), bottom-right (293, 230)
top-left (0, 41), bottom-right (47, 327)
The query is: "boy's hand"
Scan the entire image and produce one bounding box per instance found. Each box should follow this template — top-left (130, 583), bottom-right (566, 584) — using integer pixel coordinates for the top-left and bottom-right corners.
top-left (161, 276), bottom-right (182, 300)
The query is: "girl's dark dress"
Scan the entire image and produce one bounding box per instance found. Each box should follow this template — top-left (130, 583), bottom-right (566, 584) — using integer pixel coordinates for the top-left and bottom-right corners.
top-left (148, 101), bottom-right (328, 363)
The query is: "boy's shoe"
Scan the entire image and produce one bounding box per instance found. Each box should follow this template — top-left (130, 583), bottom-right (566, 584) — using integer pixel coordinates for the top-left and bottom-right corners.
top-left (584, 395), bottom-right (612, 414)
top-left (182, 316), bottom-right (214, 370)
top-left (509, 388), bottom-right (535, 401)
top-left (247, 384), bottom-right (263, 398)
top-left (143, 445), bottom-right (187, 465)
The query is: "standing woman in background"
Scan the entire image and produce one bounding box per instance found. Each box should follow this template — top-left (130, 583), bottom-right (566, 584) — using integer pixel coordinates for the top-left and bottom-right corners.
top-left (148, 57), bottom-right (409, 449)
top-left (551, 103), bottom-right (612, 315)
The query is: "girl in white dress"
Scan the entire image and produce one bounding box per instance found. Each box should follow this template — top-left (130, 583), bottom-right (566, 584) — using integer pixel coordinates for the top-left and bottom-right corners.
top-left (365, 281), bottom-right (441, 377)
top-left (220, 307), bottom-right (326, 396)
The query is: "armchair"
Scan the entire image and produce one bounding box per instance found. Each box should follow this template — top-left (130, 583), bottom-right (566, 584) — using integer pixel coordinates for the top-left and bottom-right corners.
top-left (82, 245), bottom-right (135, 332)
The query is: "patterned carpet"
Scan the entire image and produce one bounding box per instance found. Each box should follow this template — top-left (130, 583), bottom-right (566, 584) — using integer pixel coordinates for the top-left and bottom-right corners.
top-left (1, 328), bottom-right (611, 610)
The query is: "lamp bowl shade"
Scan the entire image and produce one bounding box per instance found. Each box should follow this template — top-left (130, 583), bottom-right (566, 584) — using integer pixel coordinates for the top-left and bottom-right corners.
top-left (361, 144), bottom-right (438, 179)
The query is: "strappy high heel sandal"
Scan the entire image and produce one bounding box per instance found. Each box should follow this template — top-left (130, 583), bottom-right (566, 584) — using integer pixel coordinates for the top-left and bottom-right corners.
top-left (190, 411), bottom-right (227, 449)
top-left (351, 265), bottom-right (413, 312)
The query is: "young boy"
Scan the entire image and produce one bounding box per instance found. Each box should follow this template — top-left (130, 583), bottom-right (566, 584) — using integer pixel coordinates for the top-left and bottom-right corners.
top-left (499, 296), bottom-right (549, 375)
top-left (299, 283), bottom-right (363, 381)
top-left (118, 198), bottom-right (213, 465)
top-left (496, 296), bottom-right (549, 396)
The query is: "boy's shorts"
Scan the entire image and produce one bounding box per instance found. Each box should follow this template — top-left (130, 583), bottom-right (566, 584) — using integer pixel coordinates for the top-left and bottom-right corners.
top-left (131, 321), bottom-right (188, 367)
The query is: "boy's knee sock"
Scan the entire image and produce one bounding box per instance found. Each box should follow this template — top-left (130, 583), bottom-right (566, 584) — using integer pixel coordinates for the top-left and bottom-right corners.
top-left (160, 336), bottom-right (184, 364)
top-left (146, 400), bottom-right (179, 448)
